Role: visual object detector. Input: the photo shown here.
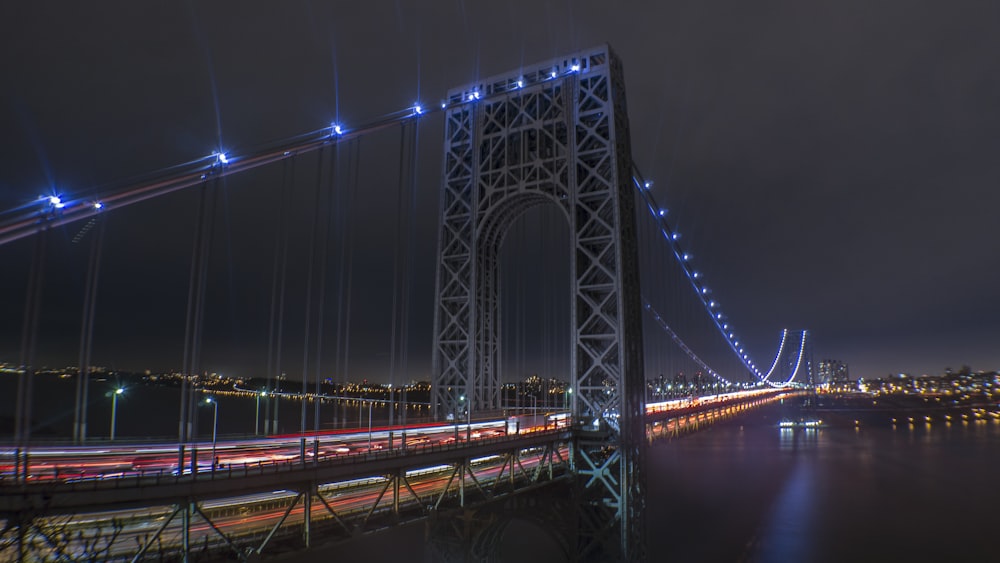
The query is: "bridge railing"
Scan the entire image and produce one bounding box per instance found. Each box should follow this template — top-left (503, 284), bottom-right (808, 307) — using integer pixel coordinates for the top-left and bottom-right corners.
top-left (0, 426), bottom-right (571, 492)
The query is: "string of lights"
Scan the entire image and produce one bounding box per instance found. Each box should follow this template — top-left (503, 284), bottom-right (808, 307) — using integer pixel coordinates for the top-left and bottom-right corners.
top-left (631, 170), bottom-right (766, 381)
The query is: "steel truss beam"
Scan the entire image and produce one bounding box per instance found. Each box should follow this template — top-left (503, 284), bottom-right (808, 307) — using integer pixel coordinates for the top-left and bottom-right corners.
top-left (432, 44), bottom-right (647, 560)
top-left (0, 436), bottom-right (571, 561)
top-left (426, 480), bottom-right (576, 563)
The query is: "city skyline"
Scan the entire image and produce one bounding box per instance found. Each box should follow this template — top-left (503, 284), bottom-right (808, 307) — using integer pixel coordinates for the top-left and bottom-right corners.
top-left (1, 1), bottom-right (998, 382)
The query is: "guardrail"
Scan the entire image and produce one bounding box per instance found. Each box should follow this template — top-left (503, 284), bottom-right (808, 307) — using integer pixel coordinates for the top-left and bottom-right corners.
top-left (0, 428), bottom-right (574, 513)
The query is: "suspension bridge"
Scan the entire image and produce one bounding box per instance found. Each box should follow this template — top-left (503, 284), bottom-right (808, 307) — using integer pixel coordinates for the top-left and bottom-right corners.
top-left (0, 45), bottom-right (813, 562)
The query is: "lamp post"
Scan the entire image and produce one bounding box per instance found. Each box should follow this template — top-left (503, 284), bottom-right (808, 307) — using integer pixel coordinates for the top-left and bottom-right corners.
top-left (109, 387), bottom-right (124, 441)
top-left (255, 390), bottom-right (267, 436)
top-left (454, 395), bottom-right (465, 442)
top-left (205, 397), bottom-right (218, 472)
top-left (367, 399), bottom-right (374, 451)
top-left (564, 387), bottom-right (573, 411)
top-left (401, 387), bottom-right (408, 450)
top-left (465, 396), bottom-right (472, 441)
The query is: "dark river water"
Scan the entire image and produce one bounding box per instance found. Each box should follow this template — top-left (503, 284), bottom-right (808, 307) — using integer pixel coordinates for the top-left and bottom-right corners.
top-left (337, 394), bottom-right (1000, 563)
top-left (644, 395), bottom-right (999, 562)
top-left (3, 379), bottom-right (998, 561)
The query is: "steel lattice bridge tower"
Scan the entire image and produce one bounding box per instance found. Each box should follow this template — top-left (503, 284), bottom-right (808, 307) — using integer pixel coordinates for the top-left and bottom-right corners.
top-left (432, 45), bottom-right (647, 561)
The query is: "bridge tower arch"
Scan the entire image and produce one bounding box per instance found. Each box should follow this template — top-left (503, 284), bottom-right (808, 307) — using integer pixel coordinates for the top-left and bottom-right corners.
top-left (432, 45), bottom-right (647, 560)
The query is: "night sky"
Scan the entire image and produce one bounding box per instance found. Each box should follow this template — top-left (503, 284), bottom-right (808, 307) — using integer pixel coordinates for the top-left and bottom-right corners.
top-left (1, 1), bottom-right (998, 382)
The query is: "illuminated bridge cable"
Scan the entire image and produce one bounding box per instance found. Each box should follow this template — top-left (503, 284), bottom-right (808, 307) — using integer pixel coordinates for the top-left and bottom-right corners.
top-left (0, 103), bottom-right (433, 248)
top-left (761, 329), bottom-right (789, 383)
top-left (784, 331), bottom-right (808, 385)
top-left (631, 168), bottom-right (768, 382)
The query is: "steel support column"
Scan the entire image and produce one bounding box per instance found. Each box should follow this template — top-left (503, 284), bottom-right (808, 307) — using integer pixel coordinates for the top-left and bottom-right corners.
top-left (432, 45), bottom-right (646, 560)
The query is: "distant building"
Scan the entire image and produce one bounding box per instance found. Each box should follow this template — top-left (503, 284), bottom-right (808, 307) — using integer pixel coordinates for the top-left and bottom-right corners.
top-left (817, 359), bottom-right (849, 385)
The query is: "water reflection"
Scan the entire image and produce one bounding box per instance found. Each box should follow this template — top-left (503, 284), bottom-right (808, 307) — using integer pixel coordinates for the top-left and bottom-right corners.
top-left (778, 427), bottom-right (819, 451)
top-left (753, 460), bottom-right (816, 563)
top-left (647, 398), bottom-right (1000, 562)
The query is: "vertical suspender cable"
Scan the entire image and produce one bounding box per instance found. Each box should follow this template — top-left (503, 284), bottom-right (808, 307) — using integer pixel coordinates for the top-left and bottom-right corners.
top-left (74, 215), bottom-right (106, 443)
top-left (388, 123), bottom-right (406, 427)
top-left (188, 177), bottom-right (220, 444)
top-left (341, 139), bottom-right (362, 411)
top-left (331, 144), bottom-right (346, 428)
top-left (390, 121), bottom-right (417, 427)
top-left (300, 147), bottom-right (327, 434)
top-left (15, 225), bottom-right (47, 455)
top-left (400, 117), bottom-right (420, 420)
top-left (265, 159), bottom-right (292, 434)
top-left (272, 159), bottom-right (294, 434)
top-left (313, 144), bottom-right (338, 431)
top-left (179, 181), bottom-right (210, 443)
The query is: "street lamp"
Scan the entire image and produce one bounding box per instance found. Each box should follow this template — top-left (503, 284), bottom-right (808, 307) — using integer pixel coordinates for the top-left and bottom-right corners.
top-left (109, 387), bottom-right (124, 441)
top-left (454, 394), bottom-right (466, 442)
top-left (205, 397), bottom-right (218, 472)
top-left (255, 390), bottom-right (267, 436)
top-left (564, 387), bottom-right (573, 412)
top-left (465, 396), bottom-right (472, 441)
top-left (367, 399), bottom-right (374, 451)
